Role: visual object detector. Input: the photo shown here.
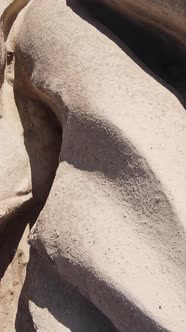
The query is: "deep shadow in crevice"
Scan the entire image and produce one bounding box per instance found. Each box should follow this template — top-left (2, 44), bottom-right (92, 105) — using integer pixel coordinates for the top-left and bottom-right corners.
top-left (12, 58), bottom-right (62, 331)
top-left (0, 94), bottom-right (62, 279)
top-left (14, 95), bottom-right (62, 204)
top-left (0, 201), bottom-right (41, 280)
top-left (1, 0), bottom-right (30, 41)
top-left (0, 61), bottom-right (62, 296)
top-left (68, 0), bottom-right (186, 108)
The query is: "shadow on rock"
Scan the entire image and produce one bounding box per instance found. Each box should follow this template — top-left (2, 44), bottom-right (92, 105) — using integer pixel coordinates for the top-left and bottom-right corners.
top-left (68, 0), bottom-right (186, 108)
top-left (15, 248), bottom-right (118, 332)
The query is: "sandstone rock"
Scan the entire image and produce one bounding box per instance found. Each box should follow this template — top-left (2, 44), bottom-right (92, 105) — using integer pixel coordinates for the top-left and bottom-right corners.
top-left (1, 0), bottom-right (186, 331)
top-left (10, 0), bottom-right (186, 331)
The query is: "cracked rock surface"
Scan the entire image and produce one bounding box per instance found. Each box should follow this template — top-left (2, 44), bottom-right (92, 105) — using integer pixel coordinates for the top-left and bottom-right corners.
top-left (0, 1), bottom-right (186, 331)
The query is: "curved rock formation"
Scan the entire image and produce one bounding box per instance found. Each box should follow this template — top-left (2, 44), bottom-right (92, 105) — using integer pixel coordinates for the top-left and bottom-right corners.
top-left (0, 0), bottom-right (186, 331)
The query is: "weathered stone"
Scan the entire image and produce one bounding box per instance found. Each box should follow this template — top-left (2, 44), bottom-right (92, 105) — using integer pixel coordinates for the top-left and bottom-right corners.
top-left (1, 0), bottom-right (186, 331)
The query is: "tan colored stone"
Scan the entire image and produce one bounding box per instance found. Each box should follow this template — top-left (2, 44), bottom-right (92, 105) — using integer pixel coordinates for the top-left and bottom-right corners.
top-left (11, 1), bottom-right (185, 331)
top-left (1, 0), bottom-right (186, 331)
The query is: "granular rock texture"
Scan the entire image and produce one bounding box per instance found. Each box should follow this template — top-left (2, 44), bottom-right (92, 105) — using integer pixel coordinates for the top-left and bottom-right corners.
top-left (0, 1), bottom-right (186, 331)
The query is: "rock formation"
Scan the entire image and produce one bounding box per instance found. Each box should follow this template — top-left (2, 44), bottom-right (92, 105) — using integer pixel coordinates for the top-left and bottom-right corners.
top-left (0, 1), bottom-right (186, 331)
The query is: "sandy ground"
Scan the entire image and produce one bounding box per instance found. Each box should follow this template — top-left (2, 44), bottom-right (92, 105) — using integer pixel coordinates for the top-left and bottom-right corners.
top-left (0, 225), bottom-right (34, 332)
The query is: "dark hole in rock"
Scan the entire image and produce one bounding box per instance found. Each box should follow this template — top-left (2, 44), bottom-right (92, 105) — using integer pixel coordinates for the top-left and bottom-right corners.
top-left (6, 51), bottom-right (14, 66)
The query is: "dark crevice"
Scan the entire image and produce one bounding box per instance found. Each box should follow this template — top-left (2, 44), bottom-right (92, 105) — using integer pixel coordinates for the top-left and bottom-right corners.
top-left (74, 0), bottom-right (186, 107)
top-left (6, 51), bottom-right (14, 66)
top-left (0, 201), bottom-right (41, 280)
top-left (0, 89), bottom-right (62, 279)
top-left (0, 42), bottom-right (62, 332)
top-left (1, 39), bottom-right (63, 329)
top-left (1, 0), bottom-right (30, 41)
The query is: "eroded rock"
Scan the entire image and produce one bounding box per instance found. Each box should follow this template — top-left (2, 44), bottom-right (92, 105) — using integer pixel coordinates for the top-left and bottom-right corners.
top-left (1, 0), bottom-right (186, 331)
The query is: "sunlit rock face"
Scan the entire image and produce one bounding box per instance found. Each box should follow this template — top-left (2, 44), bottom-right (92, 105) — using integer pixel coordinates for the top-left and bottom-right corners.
top-left (0, 1), bottom-right (186, 331)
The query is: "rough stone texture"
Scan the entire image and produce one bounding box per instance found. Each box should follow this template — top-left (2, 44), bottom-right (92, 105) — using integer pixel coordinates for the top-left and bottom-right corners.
top-left (0, 0), bottom-right (186, 331)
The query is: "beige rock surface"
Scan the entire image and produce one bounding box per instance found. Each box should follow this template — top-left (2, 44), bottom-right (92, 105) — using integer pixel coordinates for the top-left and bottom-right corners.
top-left (12, 0), bottom-right (186, 331)
top-left (0, 1), bottom-right (120, 331)
top-left (1, 0), bottom-right (186, 331)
